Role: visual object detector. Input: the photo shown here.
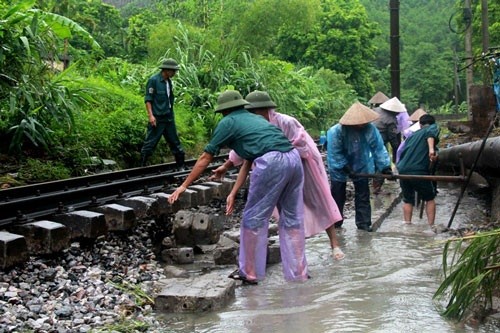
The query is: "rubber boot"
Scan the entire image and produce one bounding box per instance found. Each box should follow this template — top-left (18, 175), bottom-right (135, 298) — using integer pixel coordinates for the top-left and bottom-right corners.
top-left (174, 152), bottom-right (185, 170)
top-left (140, 155), bottom-right (149, 167)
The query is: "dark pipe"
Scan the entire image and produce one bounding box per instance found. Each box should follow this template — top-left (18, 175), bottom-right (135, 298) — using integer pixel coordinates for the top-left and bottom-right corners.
top-left (438, 137), bottom-right (500, 178)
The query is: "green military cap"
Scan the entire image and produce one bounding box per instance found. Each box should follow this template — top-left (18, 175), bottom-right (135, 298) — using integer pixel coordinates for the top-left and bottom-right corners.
top-left (159, 58), bottom-right (180, 70)
top-left (244, 90), bottom-right (277, 109)
top-left (214, 90), bottom-right (250, 113)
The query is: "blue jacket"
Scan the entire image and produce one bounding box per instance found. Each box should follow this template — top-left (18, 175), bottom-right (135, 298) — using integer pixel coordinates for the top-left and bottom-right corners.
top-left (327, 123), bottom-right (390, 182)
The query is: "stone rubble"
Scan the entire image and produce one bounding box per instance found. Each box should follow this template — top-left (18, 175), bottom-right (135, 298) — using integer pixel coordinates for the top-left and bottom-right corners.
top-left (0, 218), bottom-right (169, 332)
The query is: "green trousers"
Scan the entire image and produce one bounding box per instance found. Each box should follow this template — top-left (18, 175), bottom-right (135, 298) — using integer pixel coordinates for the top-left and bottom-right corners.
top-left (140, 118), bottom-right (184, 165)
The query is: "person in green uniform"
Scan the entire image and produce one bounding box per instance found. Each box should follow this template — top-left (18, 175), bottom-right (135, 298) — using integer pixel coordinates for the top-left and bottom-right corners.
top-left (140, 59), bottom-right (185, 168)
top-left (168, 90), bottom-right (308, 284)
top-left (396, 114), bottom-right (440, 231)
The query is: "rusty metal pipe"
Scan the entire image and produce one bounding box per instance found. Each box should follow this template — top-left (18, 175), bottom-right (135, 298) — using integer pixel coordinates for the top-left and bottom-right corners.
top-left (352, 173), bottom-right (465, 182)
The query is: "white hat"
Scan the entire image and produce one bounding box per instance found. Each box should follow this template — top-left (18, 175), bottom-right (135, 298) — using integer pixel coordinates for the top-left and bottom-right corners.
top-left (380, 97), bottom-right (407, 113)
top-left (339, 102), bottom-right (380, 125)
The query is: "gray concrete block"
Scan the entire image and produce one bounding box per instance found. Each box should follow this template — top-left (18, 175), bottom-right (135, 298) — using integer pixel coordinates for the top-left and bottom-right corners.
top-left (188, 184), bottom-right (212, 205)
top-left (213, 235), bottom-right (239, 265)
top-left (115, 196), bottom-right (159, 220)
top-left (213, 247), bottom-right (238, 265)
top-left (51, 210), bottom-right (108, 239)
top-left (267, 242), bottom-right (281, 265)
top-left (220, 178), bottom-right (236, 196)
top-left (155, 270), bottom-right (236, 312)
top-left (173, 210), bottom-right (194, 246)
top-left (192, 211), bottom-right (225, 245)
top-left (10, 220), bottom-right (70, 254)
top-left (150, 192), bottom-right (181, 214)
top-left (90, 203), bottom-right (136, 231)
top-left (202, 181), bottom-right (224, 199)
top-left (0, 231), bottom-right (28, 269)
top-left (161, 247), bottom-right (194, 264)
top-left (222, 230), bottom-right (240, 244)
top-left (166, 188), bottom-right (198, 208)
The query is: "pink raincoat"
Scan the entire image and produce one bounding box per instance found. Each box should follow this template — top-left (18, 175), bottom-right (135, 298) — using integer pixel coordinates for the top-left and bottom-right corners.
top-left (230, 110), bottom-right (342, 237)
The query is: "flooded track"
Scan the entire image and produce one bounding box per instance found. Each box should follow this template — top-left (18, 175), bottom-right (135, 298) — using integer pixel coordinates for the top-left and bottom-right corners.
top-left (157, 182), bottom-right (497, 333)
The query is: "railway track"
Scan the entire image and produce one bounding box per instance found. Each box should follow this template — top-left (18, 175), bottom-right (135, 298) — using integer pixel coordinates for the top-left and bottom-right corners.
top-left (0, 154), bottom-right (230, 228)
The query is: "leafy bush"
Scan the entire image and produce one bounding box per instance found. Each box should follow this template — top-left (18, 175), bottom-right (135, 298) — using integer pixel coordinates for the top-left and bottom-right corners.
top-left (432, 101), bottom-right (468, 115)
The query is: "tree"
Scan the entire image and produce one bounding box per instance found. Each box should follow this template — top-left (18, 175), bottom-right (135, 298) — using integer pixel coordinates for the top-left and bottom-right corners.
top-left (275, 0), bottom-right (378, 97)
top-left (361, 0), bottom-right (461, 109)
top-left (0, 0), bottom-right (99, 154)
top-left (228, 0), bottom-right (320, 57)
top-left (40, 0), bottom-right (124, 57)
top-left (401, 43), bottom-right (454, 110)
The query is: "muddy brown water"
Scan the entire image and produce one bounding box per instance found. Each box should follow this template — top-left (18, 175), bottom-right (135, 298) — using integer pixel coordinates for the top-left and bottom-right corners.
top-left (157, 182), bottom-right (498, 333)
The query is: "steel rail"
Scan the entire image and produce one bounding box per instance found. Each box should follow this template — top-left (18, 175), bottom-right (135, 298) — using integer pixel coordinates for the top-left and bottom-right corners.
top-left (0, 155), bottom-right (230, 227)
top-left (0, 157), bottom-right (203, 201)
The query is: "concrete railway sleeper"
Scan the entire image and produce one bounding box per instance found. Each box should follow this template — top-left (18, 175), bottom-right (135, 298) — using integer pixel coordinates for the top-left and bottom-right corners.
top-left (0, 154), bottom-right (234, 270)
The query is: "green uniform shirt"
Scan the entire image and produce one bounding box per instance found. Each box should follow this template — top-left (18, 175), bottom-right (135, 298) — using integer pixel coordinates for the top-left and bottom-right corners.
top-left (144, 72), bottom-right (174, 118)
top-left (397, 123), bottom-right (440, 175)
top-left (204, 109), bottom-right (293, 159)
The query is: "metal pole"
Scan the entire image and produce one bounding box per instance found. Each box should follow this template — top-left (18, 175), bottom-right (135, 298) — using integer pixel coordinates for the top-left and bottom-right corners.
top-left (482, 0), bottom-right (489, 53)
top-left (447, 114), bottom-right (498, 229)
top-left (454, 48), bottom-right (460, 113)
top-left (464, 0), bottom-right (473, 120)
top-left (389, 0), bottom-right (400, 99)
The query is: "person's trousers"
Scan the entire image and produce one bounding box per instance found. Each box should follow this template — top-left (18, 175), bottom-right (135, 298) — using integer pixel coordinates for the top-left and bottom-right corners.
top-left (330, 178), bottom-right (371, 229)
top-left (140, 118), bottom-right (184, 165)
top-left (239, 149), bottom-right (308, 282)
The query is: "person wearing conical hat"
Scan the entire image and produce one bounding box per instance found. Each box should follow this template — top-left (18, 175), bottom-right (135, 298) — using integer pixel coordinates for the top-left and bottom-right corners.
top-left (168, 90), bottom-right (308, 284)
top-left (397, 108), bottom-right (428, 162)
top-left (140, 59), bottom-right (185, 168)
top-left (373, 96), bottom-right (408, 162)
top-left (326, 102), bottom-right (391, 232)
top-left (403, 108), bottom-right (428, 138)
top-left (372, 97), bottom-right (409, 193)
top-left (212, 90), bottom-right (345, 260)
top-left (409, 107), bottom-right (427, 123)
top-left (368, 91), bottom-right (389, 107)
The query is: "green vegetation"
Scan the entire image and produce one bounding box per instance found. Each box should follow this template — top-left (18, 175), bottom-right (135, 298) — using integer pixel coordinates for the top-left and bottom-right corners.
top-left (1, 0), bottom-right (499, 178)
top-left (1, 0), bottom-right (499, 324)
top-left (18, 158), bottom-right (71, 182)
top-left (433, 230), bottom-right (500, 321)
top-left (108, 279), bottom-right (154, 307)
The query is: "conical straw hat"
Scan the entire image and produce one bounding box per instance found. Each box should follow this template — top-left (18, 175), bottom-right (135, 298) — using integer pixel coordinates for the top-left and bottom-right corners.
top-left (380, 97), bottom-right (407, 113)
top-left (339, 102), bottom-right (380, 125)
top-left (409, 108), bottom-right (427, 122)
top-left (368, 91), bottom-right (389, 105)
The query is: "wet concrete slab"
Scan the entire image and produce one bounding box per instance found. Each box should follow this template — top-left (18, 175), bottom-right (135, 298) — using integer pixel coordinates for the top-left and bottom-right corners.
top-left (154, 269), bottom-right (236, 313)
